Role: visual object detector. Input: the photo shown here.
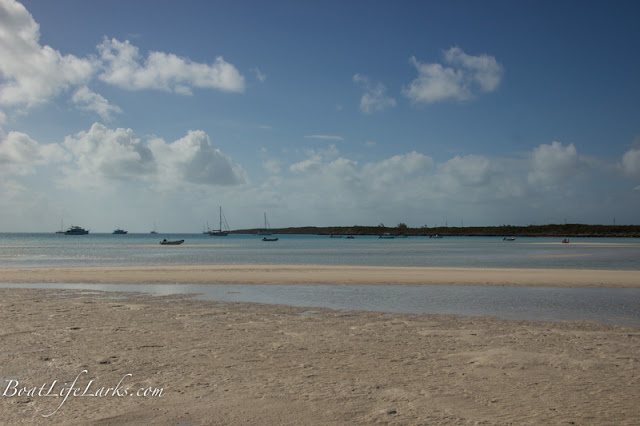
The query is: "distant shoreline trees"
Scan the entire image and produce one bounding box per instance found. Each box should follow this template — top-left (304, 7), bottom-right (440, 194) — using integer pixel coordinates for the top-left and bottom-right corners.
top-left (231, 223), bottom-right (640, 238)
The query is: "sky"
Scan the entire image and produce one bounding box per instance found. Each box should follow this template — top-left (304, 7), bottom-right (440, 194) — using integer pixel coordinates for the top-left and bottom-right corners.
top-left (1, 0), bottom-right (639, 232)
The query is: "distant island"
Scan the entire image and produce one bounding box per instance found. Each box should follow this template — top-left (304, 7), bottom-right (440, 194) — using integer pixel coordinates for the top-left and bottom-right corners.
top-left (231, 223), bottom-right (640, 238)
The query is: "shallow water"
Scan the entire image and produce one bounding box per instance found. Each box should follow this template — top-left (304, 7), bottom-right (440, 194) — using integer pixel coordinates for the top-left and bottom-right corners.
top-left (2, 233), bottom-right (639, 326)
top-left (2, 233), bottom-right (640, 270)
top-left (2, 283), bottom-right (639, 327)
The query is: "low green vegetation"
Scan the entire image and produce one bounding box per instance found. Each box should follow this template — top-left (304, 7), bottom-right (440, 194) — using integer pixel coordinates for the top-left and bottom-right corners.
top-left (232, 223), bottom-right (640, 237)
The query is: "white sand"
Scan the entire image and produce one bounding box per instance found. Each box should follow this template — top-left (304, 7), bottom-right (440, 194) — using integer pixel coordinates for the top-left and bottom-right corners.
top-left (1, 264), bottom-right (639, 287)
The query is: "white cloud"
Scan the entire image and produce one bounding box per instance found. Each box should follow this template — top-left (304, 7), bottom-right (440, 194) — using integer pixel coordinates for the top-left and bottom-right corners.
top-left (263, 159), bottom-right (281, 174)
top-left (289, 153), bottom-right (323, 174)
top-left (290, 144), bottom-right (340, 174)
top-left (433, 154), bottom-right (525, 201)
top-left (252, 67), bottom-right (266, 83)
top-left (404, 47), bottom-right (503, 104)
top-left (2, 122), bottom-right (246, 191)
top-left (0, 0), bottom-right (246, 119)
top-left (148, 130), bottom-right (247, 189)
top-left (71, 87), bottom-right (122, 121)
top-left (304, 135), bottom-right (344, 142)
top-left (61, 123), bottom-right (155, 188)
top-left (0, 130), bottom-right (68, 175)
top-left (438, 154), bottom-right (492, 186)
top-left (0, 0), bottom-right (96, 107)
top-left (621, 149), bottom-right (640, 176)
top-left (97, 38), bottom-right (245, 94)
top-left (527, 141), bottom-right (579, 186)
top-left (353, 74), bottom-right (396, 114)
top-left (3, 129), bottom-right (640, 229)
top-left (444, 47), bottom-right (503, 93)
top-left (289, 149), bottom-right (433, 201)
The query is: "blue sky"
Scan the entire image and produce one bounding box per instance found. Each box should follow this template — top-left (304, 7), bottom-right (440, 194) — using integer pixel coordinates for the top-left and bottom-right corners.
top-left (1, 0), bottom-right (639, 232)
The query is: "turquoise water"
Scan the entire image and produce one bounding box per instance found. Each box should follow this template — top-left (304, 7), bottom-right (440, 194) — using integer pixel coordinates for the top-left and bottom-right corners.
top-left (2, 233), bottom-right (639, 326)
top-left (2, 233), bottom-right (640, 269)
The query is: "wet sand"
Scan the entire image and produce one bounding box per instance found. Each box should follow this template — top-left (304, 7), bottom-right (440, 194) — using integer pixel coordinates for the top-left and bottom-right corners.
top-left (0, 287), bottom-right (638, 425)
top-left (1, 264), bottom-right (639, 288)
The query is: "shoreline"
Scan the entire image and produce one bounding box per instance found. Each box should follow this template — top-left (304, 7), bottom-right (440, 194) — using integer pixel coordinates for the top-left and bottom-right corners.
top-left (1, 264), bottom-right (639, 288)
top-left (1, 288), bottom-right (638, 424)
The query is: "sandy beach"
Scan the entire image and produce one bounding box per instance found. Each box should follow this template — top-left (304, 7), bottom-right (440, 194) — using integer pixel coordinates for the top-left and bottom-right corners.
top-left (0, 287), bottom-right (638, 425)
top-left (1, 265), bottom-right (639, 424)
top-left (1, 264), bottom-right (639, 288)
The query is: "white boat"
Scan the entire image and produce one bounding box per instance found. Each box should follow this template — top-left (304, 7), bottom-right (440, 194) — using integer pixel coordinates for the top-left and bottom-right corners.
top-left (160, 239), bottom-right (184, 245)
top-left (64, 225), bottom-right (89, 235)
top-left (204, 206), bottom-right (230, 236)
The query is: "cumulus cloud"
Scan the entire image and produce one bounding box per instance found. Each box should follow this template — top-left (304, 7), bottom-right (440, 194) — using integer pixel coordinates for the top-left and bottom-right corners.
top-left (288, 149), bottom-right (434, 203)
top-left (1, 122), bottom-right (247, 191)
top-left (97, 38), bottom-right (245, 94)
top-left (527, 141), bottom-right (579, 186)
top-left (0, 0), bottom-right (246, 120)
top-left (621, 149), bottom-right (640, 176)
top-left (290, 145), bottom-right (340, 174)
top-left (353, 74), bottom-right (396, 114)
top-left (61, 123), bottom-right (155, 187)
top-left (433, 154), bottom-right (525, 201)
top-left (148, 130), bottom-right (247, 188)
top-left (404, 47), bottom-right (503, 104)
top-left (71, 87), bottom-right (122, 121)
top-left (0, 0), bottom-right (96, 107)
top-left (0, 130), bottom-right (68, 175)
top-left (361, 152), bottom-right (433, 185)
top-left (438, 155), bottom-right (492, 186)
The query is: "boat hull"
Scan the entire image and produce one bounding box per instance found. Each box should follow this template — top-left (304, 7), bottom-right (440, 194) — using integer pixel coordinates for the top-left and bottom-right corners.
top-left (160, 240), bottom-right (184, 245)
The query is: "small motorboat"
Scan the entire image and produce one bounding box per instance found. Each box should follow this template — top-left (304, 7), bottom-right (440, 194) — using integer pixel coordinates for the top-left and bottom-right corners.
top-left (262, 237), bottom-right (279, 242)
top-left (503, 237), bottom-right (516, 241)
top-left (561, 238), bottom-right (570, 244)
top-left (160, 239), bottom-right (184, 245)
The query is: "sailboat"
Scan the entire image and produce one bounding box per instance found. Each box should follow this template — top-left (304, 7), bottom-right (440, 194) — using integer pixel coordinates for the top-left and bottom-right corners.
top-left (150, 221), bottom-right (158, 234)
top-left (204, 206), bottom-right (230, 236)
top-left (55, 219), bottom-right (65, 234)
top-left (257, 212), bottom-right (272, 236)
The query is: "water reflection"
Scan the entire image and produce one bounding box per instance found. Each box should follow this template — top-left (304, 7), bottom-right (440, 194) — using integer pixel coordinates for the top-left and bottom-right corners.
top-left (2, 283), bottom-right (639, 327)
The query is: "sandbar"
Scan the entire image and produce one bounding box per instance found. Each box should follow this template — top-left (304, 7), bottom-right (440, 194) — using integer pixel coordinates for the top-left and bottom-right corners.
top-left (0, 288), bottom-right (638, 424)
top-left (1, 264), bottom-right (639, 288)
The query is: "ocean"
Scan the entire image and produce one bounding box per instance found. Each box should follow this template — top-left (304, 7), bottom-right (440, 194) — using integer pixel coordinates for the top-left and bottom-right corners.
top-left (2, 232), bottom-right (640, 269)
top-left (1, 233), bottom-right (639, 326)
